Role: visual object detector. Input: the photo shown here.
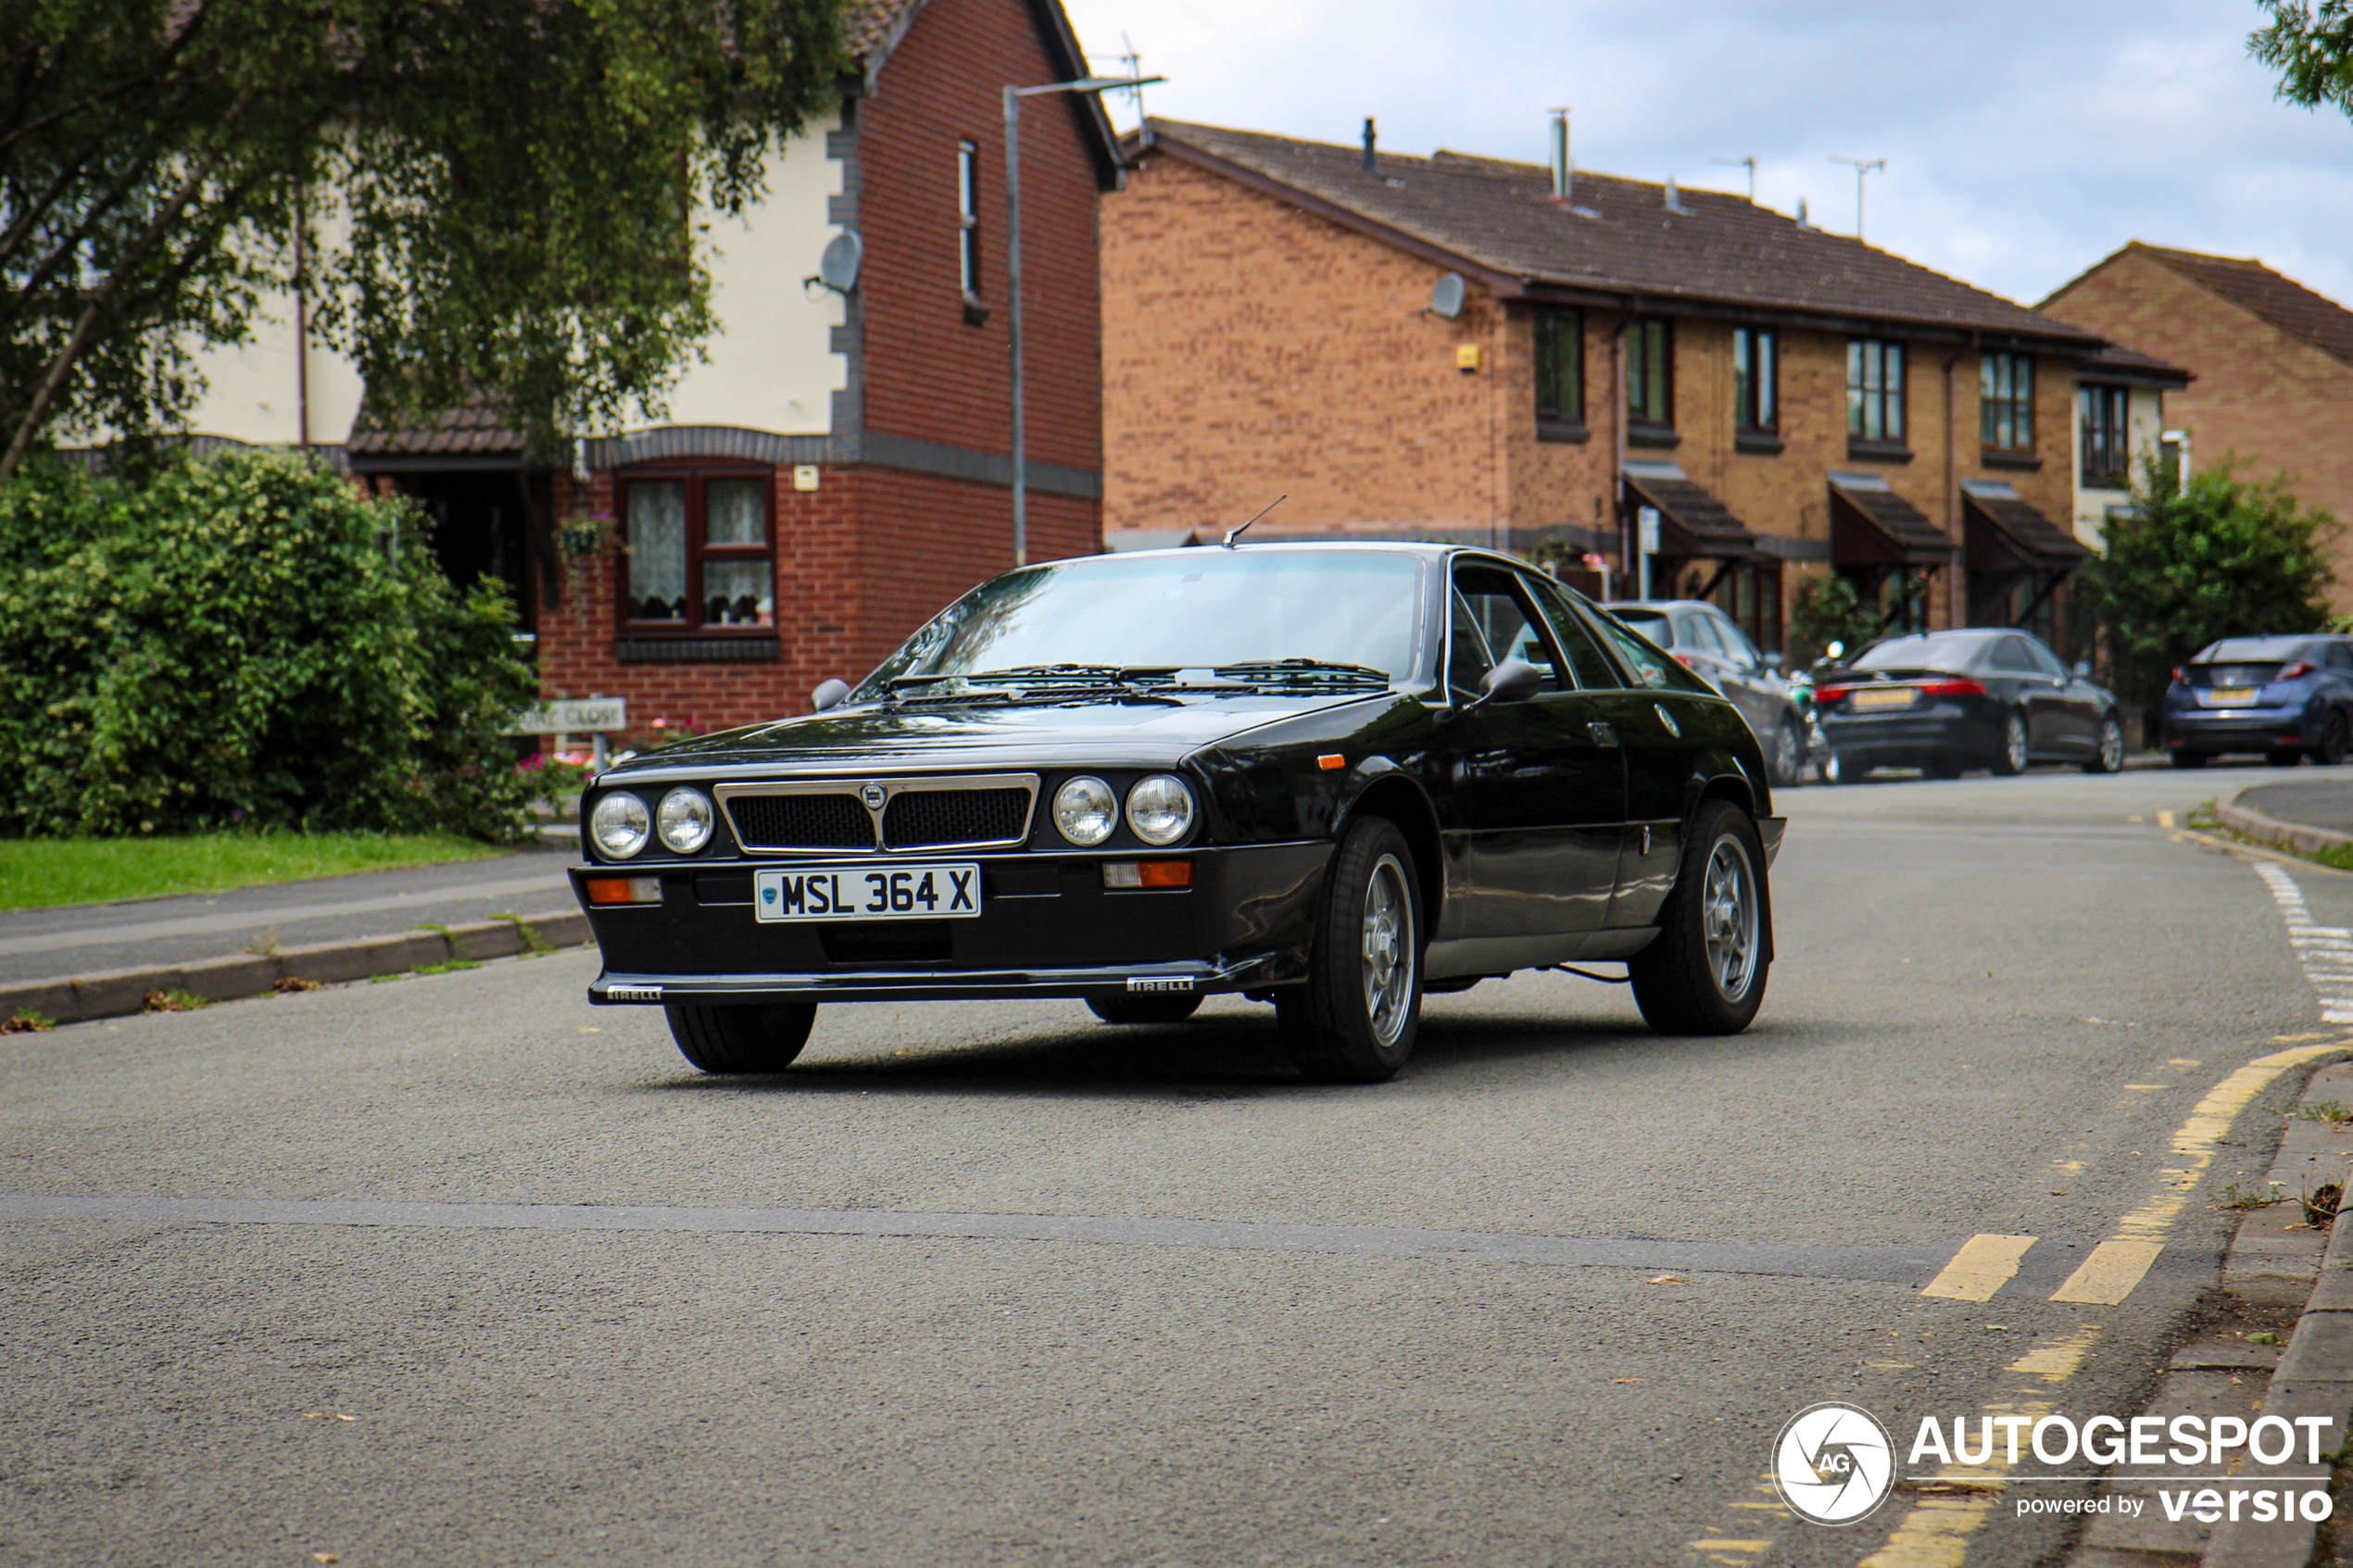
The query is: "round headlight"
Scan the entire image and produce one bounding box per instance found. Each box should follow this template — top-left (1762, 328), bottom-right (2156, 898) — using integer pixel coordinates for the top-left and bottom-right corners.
top-left (656, 787), bottom-right (714, 854)
top-left (1053, 776), bottom-right (1117, 846)
top-left (589, 791), bottom-right (650, 859)
top-left (1126, 774), bottom-right (1195, 846)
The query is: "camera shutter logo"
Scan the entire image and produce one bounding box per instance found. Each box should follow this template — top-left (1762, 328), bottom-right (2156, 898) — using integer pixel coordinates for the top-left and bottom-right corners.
top-left (1772, 1402), bottom-right (1895, 1525)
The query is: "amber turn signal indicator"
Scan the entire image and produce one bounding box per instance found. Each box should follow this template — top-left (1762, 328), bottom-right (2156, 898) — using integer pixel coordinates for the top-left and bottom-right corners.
top-left (1101, 859), bottom-right (1193, 890)
top-left (585, 875), bottom-right (662, 905)
top-left (1317, 754), bottom-right (1346, 771)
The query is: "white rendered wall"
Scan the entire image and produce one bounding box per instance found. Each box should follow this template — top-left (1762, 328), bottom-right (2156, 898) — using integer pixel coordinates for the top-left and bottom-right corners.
top-left (2070, 384), bottom-right (2171, 547)
top-left (659, 117), bottom-right (848, 437)
top-left (181, 114), bottom-right (847, 449)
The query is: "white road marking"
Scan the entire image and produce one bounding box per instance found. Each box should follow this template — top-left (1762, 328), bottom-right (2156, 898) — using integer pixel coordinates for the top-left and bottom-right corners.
top-left (2252, 861), bottom-right (2353, 1022)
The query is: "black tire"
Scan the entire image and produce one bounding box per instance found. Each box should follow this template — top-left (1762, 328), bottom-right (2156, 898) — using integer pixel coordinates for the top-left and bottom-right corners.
top-left (2268, 747), bottom-right (2304, 768)
top-left (1277, 816), bottom-right (1423, 1084)
top-left (664, 1001), bottom-right (817, 1073)
top-left (1629, 800), bottom-right (1769, 1036)
top-left (2083, 713), bottom-right (2125, 774)
top-left (2315, 711), bottom-right (2350, 767)
top-left (1989, 709), bottom-right (2029, 776)
top-left (2171, 749), bottom-right (2208, 770)
top-left (1924, 757), bottom-right (1964, 781)
top-left (1087, 994), bottom-right (1203, 1024)
top-left (1769, 715), bottom-right (1805, 788)
top-left (1821, 750), bottom-right (1858, 784)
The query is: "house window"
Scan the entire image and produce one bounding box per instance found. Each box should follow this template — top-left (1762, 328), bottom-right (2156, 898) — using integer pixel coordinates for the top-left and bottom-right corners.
top-left (2080, 384), bottom-right (2130, 488)
top-left (1847, 338), bottom-right (1906, 443)
top-left (1534, 307), bottom-right (1583, 428)
top-left (1628, 316), bottom-right (1672, 425)
top-left (623, 471), bottom-right (774, 630)
top-left (1981, 352), bottom-right (2034, 452)
top-left (1733, 327), bottom-right (1777, 432)
top-left (957, 140), bottom-right (982, 307)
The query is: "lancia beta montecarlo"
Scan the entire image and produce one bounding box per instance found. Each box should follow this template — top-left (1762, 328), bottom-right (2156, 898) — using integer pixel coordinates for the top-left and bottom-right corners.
top-left (569, 543), bottom-right (1783, 1084)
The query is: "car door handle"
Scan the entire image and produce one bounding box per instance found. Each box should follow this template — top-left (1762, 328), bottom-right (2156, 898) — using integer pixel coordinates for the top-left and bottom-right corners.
top-left (1590, 721), bottom-right (1620, 748)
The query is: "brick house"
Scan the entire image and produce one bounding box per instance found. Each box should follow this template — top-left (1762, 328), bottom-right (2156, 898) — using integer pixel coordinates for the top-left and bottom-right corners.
top-left (1102, 119), bottom-right (2115, 655)
top-left (2041, 243), bottom-right (2353, 611)
top-left (2057, 341), bottom-right (2191, 549)
top-left (190, 0), bottom-right (1123, 748)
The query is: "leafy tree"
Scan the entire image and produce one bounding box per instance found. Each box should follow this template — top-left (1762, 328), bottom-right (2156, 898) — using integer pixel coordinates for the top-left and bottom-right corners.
top-left (1789, 575), bottom-right (1884, 670)
top-left (2251, 1), bottom-right (2353, 119)
top-left (0, 0), bottom-right (847, 478)
top-left (2082, 455), bottom-right (2339, 720)
top-left (0, 449), bottom-right (536, 837)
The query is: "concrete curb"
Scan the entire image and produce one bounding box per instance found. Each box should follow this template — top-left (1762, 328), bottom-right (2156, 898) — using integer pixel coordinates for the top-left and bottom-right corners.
top-left (0, 909), bottom-right (592, 1028)
top-left (2203, 1098), bottom-right (2353, 1566)
top-left (2218, 793), bottom-right (2353, 859)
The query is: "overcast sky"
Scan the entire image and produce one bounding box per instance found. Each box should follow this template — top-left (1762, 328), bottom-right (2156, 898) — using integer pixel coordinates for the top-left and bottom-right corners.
top-left (1062, 0), bottom-right (2353, 319)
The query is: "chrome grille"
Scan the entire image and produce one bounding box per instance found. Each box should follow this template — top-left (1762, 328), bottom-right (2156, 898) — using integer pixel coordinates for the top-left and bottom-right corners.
top-left (884, 789), bottom-right (1031, 849)
top-left (716, 773), bottom-right (1038, 855)
top-left (726, 793), bottom-right (874, 852)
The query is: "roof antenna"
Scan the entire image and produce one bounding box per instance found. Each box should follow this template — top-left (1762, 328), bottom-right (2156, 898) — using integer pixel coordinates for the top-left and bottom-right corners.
top-left (1223, 494), bottom-right (1286, 548)
top-left (1711, 156), bottom-right (1756, 201)
top-left (1361, 118), bottom-right (1377, 175)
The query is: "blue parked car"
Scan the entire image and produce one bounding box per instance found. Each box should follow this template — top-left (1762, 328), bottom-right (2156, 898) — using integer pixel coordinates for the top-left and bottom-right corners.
top-left (2164, 635), bottom-right (2353, 768)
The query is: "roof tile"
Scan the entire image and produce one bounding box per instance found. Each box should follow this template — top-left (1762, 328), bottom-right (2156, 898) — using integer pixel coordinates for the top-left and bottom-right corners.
top-left (2135, 244), bottom-right (2353, 369)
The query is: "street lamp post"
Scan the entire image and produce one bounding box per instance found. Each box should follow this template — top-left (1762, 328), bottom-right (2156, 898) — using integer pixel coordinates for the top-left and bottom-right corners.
top-left (1004, 74), bottom-right (1161, 566)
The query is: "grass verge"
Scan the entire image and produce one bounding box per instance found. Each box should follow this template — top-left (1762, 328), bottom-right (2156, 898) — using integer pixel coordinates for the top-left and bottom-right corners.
top-left (0, 833), bottom-right (510, 911)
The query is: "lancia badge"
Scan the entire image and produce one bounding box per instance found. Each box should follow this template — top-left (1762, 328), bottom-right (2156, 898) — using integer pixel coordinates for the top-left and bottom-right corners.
top-left (860, 783), bottom-right (888, 810)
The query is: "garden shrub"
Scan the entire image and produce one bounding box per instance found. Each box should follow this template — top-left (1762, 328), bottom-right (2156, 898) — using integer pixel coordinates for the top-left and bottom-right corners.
top-left (0, 449), bottom-right (535, 838)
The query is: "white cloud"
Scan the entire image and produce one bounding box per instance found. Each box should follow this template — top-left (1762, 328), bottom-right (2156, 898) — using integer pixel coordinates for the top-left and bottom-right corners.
top-left (1066, 0), bottom-right (2353, 317)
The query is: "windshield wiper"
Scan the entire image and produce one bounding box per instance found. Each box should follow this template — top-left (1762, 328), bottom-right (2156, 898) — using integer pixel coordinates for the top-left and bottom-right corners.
top-left (887, 664), bottom-right (1181, 692)
top-left (1214, 659), bottom-right (1389, 684)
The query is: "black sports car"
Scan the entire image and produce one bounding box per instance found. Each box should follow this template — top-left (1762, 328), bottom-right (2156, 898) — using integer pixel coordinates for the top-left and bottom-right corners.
top-left (570, 544), bottom-right (1783, 1083)
top-left (1815, 628), bottom-right (2124, 781)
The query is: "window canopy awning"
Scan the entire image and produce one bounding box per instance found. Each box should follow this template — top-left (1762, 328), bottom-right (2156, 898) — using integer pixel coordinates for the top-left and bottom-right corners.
top-left (1960, 480), bottom-right (2089, 573)
top-left (1828, 473), bottom-right (1955, 568)
top-left (1621, 461), bottom-right (1760, 560)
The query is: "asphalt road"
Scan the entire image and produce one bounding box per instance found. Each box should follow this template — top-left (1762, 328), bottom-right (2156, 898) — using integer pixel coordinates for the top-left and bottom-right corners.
top-left (1, 766), bottom-right (2346, 1566)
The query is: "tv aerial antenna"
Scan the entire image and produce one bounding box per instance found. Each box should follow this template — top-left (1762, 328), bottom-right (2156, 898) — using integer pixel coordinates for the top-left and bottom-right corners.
top-left (1711, 156), bottom-right (1756, 201)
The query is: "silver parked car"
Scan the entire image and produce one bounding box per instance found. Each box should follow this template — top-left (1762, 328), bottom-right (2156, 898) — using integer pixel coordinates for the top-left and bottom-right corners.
top-left (1605, 599), bottom-right (1808, 786)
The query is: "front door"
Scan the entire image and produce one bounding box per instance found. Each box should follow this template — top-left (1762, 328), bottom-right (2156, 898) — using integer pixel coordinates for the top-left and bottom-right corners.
top-left (1438, 563), bottom-right (1626, 940)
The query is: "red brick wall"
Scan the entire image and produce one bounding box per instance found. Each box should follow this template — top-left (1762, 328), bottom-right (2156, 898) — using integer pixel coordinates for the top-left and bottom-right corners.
top-left (2045, 248), bottom-right (2353, 610)
top-left (856, 0), bottom-right (1102, 481)
top-left (531, 0), bottom-right (1106, 739)
top-left (1102, 152), bottom-right (1499, 536)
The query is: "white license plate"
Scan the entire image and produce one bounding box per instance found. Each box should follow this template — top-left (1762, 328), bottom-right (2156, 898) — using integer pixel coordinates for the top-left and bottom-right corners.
top-left (2203, 687), bottom-right (2259, 706)
top-left (754, 863), bottom-right (981, 922)
top-left (1851, 686), bottom-right (1916, 711)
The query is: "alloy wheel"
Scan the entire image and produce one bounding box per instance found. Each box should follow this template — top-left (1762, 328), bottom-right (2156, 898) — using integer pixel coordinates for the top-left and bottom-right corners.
top-left (2099, 718), bottom-right (2124, 772)
top-left (1773, 721), bottom-right (1802, 785)
top-left (2005, 714), bottom-right (2029, 772)
top-left (1360, 852), bottom-right (1416, 1046)
top-left (1701, 836), bottom-right (1760, 1002)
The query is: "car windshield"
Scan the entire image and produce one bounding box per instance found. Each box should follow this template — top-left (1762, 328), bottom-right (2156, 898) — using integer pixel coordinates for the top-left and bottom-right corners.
top-left (1850, 633), bottom-right (1994, 671)
top-left (2201, 639), bottom-right (2309, 662)
top-left (853, 550), bottom-right (1425, 698)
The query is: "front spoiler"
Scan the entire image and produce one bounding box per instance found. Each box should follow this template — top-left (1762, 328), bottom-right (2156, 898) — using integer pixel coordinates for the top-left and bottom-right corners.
top-left (590, 952), bottom-right (1295, 1007)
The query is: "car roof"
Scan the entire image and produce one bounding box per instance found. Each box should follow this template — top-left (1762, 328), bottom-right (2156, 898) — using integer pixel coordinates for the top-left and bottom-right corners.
top-left (1099, 541), bottom-right (1461, 565)
top-left (1603, 599), bottom-right (1714, 613)
top-left (2198, 635), bottom-right (2332, 659)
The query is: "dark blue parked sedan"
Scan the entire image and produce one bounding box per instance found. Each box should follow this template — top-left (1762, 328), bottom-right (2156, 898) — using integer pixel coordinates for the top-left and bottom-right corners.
top-left (2164, 635), bottom-right (2353, 768)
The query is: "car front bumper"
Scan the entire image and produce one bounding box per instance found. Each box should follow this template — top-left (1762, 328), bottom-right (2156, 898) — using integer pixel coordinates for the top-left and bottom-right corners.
top-left (575, 841), bottom-right (1333, 1006)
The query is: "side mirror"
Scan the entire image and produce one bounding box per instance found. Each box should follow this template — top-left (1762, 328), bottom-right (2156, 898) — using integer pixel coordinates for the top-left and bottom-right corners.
top-left (1478, 659), bottom-right (1543, 706)
top-left (2072, 660), bottom-right (2092, 678)
top-left (811, 678), bottom-right (849, 712)
top-left (1827, 640), bottom-right (1845, 661)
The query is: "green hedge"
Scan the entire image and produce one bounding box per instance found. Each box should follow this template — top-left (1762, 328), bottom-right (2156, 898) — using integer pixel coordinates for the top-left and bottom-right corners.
top-left (0, 450), bottom-right (536, 839)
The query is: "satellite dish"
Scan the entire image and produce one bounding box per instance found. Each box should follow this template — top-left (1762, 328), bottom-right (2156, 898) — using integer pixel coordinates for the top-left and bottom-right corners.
top-left (817, 231), bottom-right (862, 293)
top-left (1427, 272), bottom-right (1466, 320)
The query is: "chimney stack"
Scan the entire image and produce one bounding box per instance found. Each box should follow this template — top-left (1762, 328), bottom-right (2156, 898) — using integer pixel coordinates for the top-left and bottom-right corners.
top-left (1362, 118), bottom-right (1377, 175)
top-left (1548, 108), bottom-right (1571, 201)
top-left (1665, 176), bottom-right (1685, 213)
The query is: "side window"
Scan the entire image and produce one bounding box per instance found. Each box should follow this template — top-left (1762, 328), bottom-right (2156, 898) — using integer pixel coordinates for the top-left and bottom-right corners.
top-left (1988, 637), bottom-right (2038, 673)
top-left (1450, 566), bottom-right (1567, 696)
top-left (1583, 604), bottom-right (1712, 694)
top-left (1526, 576), bottom-right (1622, 690)
top-left (2024, 639), bottom-right (2069, 680)
top-left (1680, 613), bottom-right (1729, 660)
top-left (1447, 590), bottom-right (1496, 698)
top-left (1713, 613), bottom-right (1764, 672)
top-left (2327, 643), bottom-right (2353, 672)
